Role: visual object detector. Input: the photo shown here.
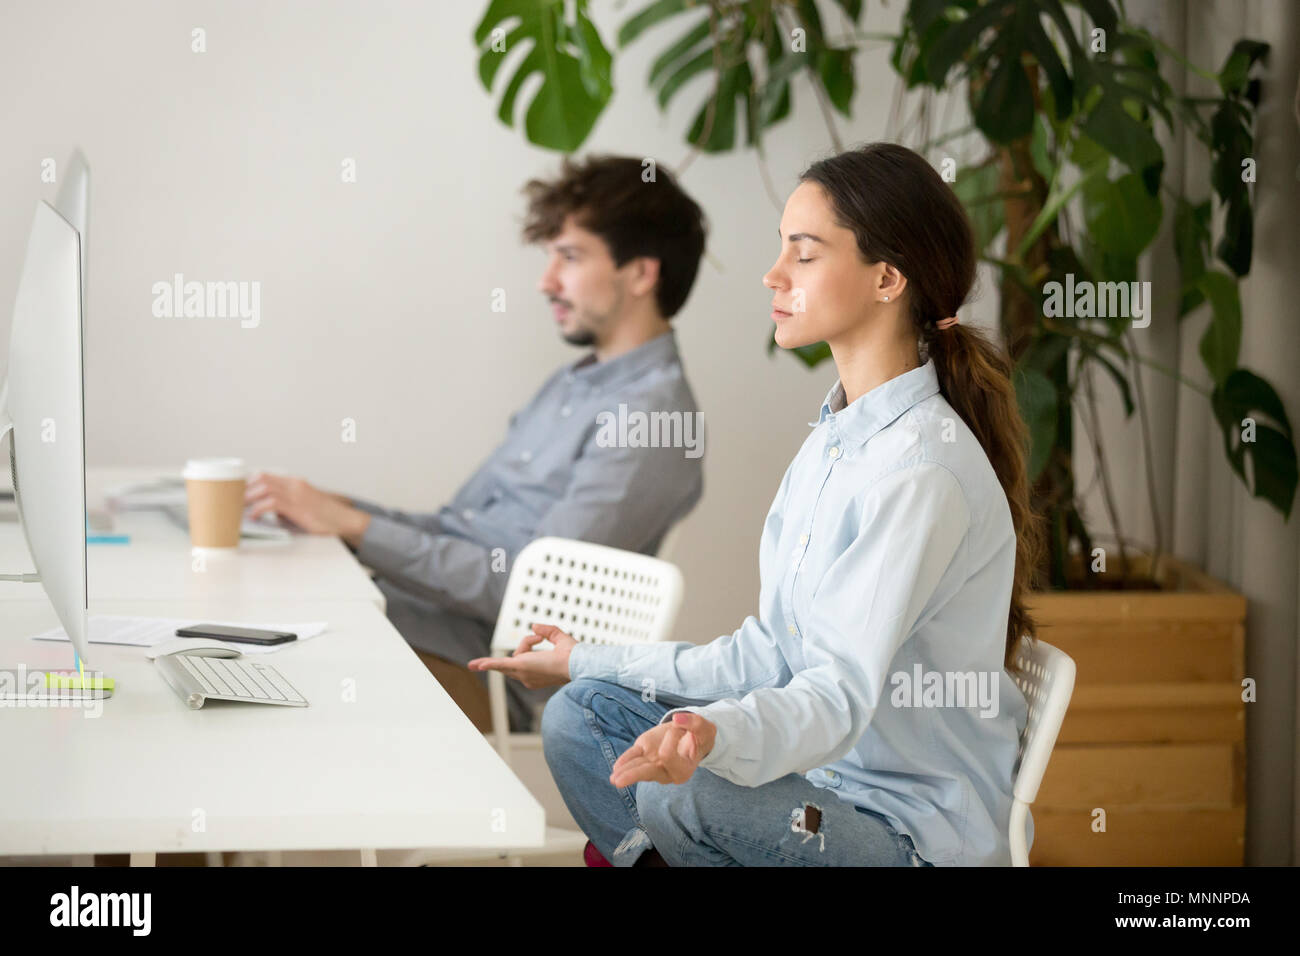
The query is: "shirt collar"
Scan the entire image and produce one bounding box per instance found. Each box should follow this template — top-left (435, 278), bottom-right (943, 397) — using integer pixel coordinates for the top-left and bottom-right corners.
top-left (566, 328), bottom-right (681, 391)
top-left (815, 358), bottom-right (941, 447)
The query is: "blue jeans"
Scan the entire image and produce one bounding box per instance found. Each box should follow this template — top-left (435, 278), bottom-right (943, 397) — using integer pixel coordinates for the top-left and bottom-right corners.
top-left (542, 678), bottom-right (935, 867)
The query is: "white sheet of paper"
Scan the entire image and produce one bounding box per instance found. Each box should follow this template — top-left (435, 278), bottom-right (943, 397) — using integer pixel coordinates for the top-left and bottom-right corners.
top-left (29, 616), bottom-right (327, 654)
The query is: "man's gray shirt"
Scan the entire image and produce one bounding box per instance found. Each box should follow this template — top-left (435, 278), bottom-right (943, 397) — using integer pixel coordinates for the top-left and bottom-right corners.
top-left (348, 329), bottom-right (703, 729)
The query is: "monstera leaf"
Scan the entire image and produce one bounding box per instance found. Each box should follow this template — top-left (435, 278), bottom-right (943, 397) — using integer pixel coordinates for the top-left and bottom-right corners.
top-left (474, 0), bottom-right (613, 152)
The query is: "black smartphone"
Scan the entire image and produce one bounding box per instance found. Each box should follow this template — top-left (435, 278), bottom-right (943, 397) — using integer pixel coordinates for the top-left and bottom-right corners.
top-left (175, 623), bottom-right (297, 646)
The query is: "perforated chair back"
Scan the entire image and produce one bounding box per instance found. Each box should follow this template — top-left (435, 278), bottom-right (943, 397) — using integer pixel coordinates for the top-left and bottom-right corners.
top-left (486, 537), bottom-right (684, 756)
top-left (490, 536), bottom-right (683, 655)
top-left (1007, 636), bottom-right (1076, 866)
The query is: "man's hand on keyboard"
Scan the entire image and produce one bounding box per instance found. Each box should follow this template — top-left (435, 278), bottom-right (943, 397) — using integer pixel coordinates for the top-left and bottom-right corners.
top-left (467, 623), bottom-right (575, 689)
top-left (245, 472), bottom-right (371, 544)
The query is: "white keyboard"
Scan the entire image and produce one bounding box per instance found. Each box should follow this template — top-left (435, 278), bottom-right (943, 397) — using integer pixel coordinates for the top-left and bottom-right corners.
top-left (155, 653), bottom-right (308, 709)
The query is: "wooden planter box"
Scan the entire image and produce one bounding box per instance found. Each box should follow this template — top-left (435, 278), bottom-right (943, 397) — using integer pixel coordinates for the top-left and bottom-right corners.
top-left (1022, 553), bottom-right (1246, 866)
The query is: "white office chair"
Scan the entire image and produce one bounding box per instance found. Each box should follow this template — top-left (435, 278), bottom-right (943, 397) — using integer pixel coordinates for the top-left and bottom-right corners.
top-left (392, 536), bottom-right (684, 866)
top-left (1007, 636), bottom-right (1075, 867)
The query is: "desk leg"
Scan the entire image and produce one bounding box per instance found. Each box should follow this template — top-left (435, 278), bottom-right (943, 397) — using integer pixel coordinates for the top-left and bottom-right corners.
top-left (204, 852), bottom-right (223, 867)
top-left (70, 854), bottom-right (94, 867)
top-left (359, 849), bottom-right (377, 867)
top-left (129, 852), bottom-right (155, 867)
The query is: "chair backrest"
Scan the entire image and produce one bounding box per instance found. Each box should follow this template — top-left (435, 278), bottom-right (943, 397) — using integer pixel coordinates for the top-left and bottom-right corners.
top-left (490, 536), bottom-right (684, 655)
top-left (1009, 636), bottom-right (1075, 804)
top-left (1006, 636), bottom-right (1075, 866)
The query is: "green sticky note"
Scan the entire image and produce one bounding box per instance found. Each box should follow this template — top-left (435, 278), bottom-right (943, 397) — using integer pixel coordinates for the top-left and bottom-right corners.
top-left (45, 672), bottom-right (115, 691)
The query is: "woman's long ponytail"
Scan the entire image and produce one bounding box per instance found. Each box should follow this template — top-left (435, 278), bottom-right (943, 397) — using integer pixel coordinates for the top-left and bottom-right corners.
top-left (924, 321), bottom-right (1046, 665)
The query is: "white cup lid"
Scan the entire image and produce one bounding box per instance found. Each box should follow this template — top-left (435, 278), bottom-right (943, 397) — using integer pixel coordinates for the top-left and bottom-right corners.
top-left (183, 457), bottom-right (246, 480)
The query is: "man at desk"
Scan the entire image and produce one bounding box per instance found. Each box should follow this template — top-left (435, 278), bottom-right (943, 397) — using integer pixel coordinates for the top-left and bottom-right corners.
top-left (244, 155), bottom-right (707, 732)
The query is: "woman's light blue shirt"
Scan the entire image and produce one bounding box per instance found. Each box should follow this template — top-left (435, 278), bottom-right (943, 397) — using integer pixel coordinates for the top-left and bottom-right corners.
top-left (568, 357), bottom-right (1032, 866)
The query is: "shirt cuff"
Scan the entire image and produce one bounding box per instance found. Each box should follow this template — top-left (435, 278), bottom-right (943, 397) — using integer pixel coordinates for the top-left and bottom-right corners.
top-left (567, 641), bottom-right (622, 683)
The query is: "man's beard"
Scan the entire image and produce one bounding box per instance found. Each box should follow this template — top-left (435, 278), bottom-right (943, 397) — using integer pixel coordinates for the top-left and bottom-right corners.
top-left (561, 327), bottom-right (597, 347)
top-left (555, 304), bottom-right (599, 347)
top-left (555, 285), bottom-right (618, 349)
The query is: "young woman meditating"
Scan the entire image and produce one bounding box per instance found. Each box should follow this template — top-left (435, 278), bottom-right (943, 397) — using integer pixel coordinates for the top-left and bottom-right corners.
top-left (470, 142), bottom-right (1044, 867)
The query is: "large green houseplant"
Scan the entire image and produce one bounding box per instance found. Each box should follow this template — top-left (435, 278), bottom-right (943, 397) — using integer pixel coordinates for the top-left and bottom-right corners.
top-left (471, 0), bottom-right (1294, 589)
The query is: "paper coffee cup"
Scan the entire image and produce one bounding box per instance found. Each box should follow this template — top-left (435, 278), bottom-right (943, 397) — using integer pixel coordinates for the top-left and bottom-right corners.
top-left (182, 458), bottom-right (246, 550)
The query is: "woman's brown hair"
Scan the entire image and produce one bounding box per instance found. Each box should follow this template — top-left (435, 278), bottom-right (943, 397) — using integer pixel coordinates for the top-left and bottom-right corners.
top-left (800, 142), bottom-right (1045, 666)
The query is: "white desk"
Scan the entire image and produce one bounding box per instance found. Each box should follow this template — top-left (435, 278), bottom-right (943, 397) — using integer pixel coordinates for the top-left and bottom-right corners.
top-left (0, 467), bottom-right (385, 609)
top-left (0, 466), bottom-right (545, 863)
top-left (0, 599), bottom-right (544, 859)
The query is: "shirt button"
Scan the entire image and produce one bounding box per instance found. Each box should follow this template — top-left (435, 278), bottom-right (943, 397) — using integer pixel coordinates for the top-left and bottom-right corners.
top-left (799, 534), bottom-right (809, 546)
top-left (461, 509), bottom-right (474, 521)
top-left (827, 771), bottom-right (842, 787)
top-left (828, 445), bottom-right (841, 459)
top-left (560, 405), bottom-right (572, 417)
top-left (787, 624), bottom-right (797, 636)
top-left (520, 450), bottom-right (533, 462)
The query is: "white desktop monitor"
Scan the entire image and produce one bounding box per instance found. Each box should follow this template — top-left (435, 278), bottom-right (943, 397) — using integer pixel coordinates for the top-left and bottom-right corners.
top-left (53, 148), bottom-right (89, 336)
top-left (0, 201), bottom-right (90, 666)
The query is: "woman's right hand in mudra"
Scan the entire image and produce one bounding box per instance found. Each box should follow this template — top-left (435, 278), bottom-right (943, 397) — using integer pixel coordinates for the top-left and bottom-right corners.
top-left (467, 623), bottom-right (576, 689)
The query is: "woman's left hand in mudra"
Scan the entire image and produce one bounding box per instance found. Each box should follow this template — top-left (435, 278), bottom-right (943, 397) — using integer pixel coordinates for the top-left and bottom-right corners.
top-left (610, 712), bottom-right (718, 787)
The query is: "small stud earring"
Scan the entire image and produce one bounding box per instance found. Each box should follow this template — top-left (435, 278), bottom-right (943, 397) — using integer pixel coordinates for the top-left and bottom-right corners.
top-left (883, 296), bottom-right (889, 302)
